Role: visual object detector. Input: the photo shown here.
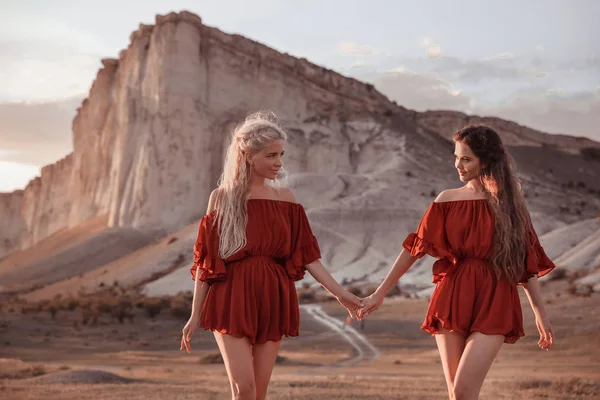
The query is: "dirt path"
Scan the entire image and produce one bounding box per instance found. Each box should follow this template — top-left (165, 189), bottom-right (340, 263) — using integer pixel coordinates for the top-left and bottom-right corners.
top-left (301, 304), bottom-right (380, 365)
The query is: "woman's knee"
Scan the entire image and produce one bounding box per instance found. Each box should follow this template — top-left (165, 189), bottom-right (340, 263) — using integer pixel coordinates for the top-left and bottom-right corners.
top-left (451, 382), bottom-right (476, 400)
top-left (232, 378), bottom-right (256, 399)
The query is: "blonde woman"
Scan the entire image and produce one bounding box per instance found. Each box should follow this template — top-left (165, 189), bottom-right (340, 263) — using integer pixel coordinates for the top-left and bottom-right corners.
top-left (180, 112), bottom-right (362, 400)
top-left (359, 125), bottom-right (555, 400)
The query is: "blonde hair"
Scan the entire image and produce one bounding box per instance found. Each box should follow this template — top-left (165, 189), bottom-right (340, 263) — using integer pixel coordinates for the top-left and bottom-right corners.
top-left (215, 111), bottom-right (288, 259)
top-left (454, 125), bottom-right (530, 283)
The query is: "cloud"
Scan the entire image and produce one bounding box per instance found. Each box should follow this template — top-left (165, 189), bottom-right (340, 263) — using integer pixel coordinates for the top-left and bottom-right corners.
top-left (366, 67), bottom-right (599, 141)
top-left (546, 88), bottom-right (564, 96)
top-left (486, 52), bottom-right (516, 61)
top-left (476, 89), bottom-right (600, 139)
top-left (423, 37), bottom-right (442, 59)
top-left (387, 52), bottom-right (598, 90)
top-left (427, 45), bottom-right (442, 60)
top-left (559, 58), bottom-right (600, 72)
top-left (367, 68), bottom-right (472, 111)
top-left (429, 56), bottom-right (538, 83)
top-left (0, 95), bottom-right (82, 165)
top-left (379, 54), bottom-right (551, 88)
top-left (0, 39), bottom-right (101, 101)
top-left (337, 41), bottom-right (375, 56)
top-left (350, 60), bottom-right (366, 69)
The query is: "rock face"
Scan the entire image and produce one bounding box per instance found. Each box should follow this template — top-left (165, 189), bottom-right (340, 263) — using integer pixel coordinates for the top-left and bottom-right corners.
top-left (415, 111), bottom-right (600, 155)
top-left (1, 10), bottom-right (600, 261)
top-left (1, 154), bottom-right (74, 255)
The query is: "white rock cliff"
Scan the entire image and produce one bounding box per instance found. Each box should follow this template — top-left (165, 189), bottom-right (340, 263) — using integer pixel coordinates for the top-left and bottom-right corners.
top-left (1, 10), bottom-right (599, 264)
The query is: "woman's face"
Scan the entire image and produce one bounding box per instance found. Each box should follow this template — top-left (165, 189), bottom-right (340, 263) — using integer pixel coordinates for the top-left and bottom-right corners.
top-left (454, 140), bottom-right (482, 182)
top-left (249, 139), bottom-right (284, 180)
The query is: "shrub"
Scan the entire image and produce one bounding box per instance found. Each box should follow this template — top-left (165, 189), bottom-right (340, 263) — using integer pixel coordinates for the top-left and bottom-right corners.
top-left (62, 297), bottom-right (79, 311)
top-left (297, 288), bottom-right (316, 303)
top-left (581, 147), bottom-right (600, 162)
top-left (385, 284), bottom-right (402, 298)
top-left (142, 298), bottom-right (163, 319)
top-left (346, 285), bottom-right (362, 297)
top-left (548, 268), bottom-right (567, 281)
top-left (170, 295), bottom-right (191, 320)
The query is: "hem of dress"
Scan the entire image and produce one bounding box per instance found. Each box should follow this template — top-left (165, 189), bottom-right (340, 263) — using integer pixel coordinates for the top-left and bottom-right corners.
top-left (421, 315), bottom-right (525, 344)
top-left (200, 325), bottom-right (299, 345)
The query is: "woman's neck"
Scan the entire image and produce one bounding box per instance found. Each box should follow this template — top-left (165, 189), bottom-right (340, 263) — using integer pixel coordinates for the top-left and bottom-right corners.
top-left (467, 179), bottom-right (485, 193)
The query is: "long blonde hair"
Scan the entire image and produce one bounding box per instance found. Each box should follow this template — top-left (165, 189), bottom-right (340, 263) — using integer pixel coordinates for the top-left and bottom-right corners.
top-left (454, 125), bottom-right (531, 283)
top-left (215, 111), bottom-right (288, 259)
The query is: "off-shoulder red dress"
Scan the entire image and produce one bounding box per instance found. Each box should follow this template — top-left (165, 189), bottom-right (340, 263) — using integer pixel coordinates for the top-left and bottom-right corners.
top-left (190, 199), bottom-right (321, 344)
top-left (402, 199), bottom-right (555, 344)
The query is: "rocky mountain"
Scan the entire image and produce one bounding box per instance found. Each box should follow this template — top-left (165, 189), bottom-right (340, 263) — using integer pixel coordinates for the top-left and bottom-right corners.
top-left (1, 11), bottom-right (599, 298)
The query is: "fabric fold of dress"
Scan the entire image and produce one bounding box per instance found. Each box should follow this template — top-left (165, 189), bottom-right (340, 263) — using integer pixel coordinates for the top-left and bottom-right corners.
top-left (402, 199), bottom-right (555, 344)
top-left (189, 199), bottom-right (321, 345)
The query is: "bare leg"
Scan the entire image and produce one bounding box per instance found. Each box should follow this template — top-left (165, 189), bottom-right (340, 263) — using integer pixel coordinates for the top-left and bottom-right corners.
top-left (435, 326), bottom-right (467, 399)
top-left (252, 340), bottom-right (281, 400)
top-left (452, 332), bottom-right (505, 400)
top-left (214, 332), bottom-right (256, 400)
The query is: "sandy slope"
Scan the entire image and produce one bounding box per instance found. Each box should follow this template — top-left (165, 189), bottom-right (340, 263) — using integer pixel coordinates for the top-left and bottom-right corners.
top-left (7, 168), bottom-right (599, 301)
top-left (0, 215), bottom-right (109, 278)
top-left (19, 212), bottom-right (600, 302)
top-left (23, 220), bottom-right (199, 302)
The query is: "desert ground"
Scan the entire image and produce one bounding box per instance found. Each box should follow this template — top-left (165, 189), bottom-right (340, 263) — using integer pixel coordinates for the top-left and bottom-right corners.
top-left (1, 278), bottom-right (599, 400)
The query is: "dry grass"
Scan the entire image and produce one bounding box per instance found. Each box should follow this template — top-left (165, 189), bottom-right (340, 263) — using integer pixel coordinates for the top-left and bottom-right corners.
top-left (548, 267), bottom-right (567, 281)
top-left (0, 364), bottom-right (47, 380)
top-left (4, 288), bottom-right (197, 326)
top-left (0, 282), bottom-right (598, 400)
top-left (508, 377), bottom-right (600, 399)
top-left (8, 375), bottom-right (597, 400)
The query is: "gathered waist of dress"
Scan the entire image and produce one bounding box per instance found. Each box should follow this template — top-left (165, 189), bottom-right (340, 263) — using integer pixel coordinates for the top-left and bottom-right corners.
top-left (456, 256), bottom-right (490, 265)
top-left (432, 256), bottom-right (490, 284)
top-left (227, 255), bottom-right (280, 265)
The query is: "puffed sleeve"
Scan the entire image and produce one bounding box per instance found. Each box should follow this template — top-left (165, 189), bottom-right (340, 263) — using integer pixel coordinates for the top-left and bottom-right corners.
top-left (189, 213), bottom-right (226, 284)
top-left (402, 202), bottom-right (453, 260)
top-left (284, 204), bottom-right (322, 281)
top-left (518, 217), bottom-right (555, 284)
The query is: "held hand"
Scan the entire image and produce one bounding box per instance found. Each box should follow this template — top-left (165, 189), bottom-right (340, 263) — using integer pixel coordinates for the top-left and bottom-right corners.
top-left (535, 314), bottom-right (554, 350)
top-left (336, 290), bottom-right (364, 319)
top-left (180, 314), bottom-right (200, 353)
top-left (357, 293), bottom-right (384, 320)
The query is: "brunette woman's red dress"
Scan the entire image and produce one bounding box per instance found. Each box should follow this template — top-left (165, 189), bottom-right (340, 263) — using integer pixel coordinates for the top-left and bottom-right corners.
top-left (402, 199), bottom-right (555, 343)
top-left (190, 199), bottom-right (321, 344)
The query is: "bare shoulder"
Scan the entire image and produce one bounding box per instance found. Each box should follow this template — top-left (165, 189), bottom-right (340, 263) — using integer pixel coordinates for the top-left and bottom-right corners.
top-left (434, 188), bottom-right (462, 203)
top-left (278, 187), bottom-right (298, 204)
top-left (207, 188), bottom-right (221, 214)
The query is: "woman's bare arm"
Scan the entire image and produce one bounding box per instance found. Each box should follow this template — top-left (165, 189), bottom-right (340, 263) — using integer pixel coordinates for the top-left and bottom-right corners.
top-left (305, 259), bottom-right (363, 316)
top-left (522, 276), bottom-right (554, 349)
top-left (188, 189), bottom-right (219, 318)
top-left (358, 249), bottom-right (419, 319)
top-left (181, 190), bottom-right (219, 352)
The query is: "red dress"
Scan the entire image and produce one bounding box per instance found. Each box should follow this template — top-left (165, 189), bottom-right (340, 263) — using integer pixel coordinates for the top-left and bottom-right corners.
top-left (402, 199), bottom-right (555, 343)
top-left (190, 199), bottom-right (321, 344)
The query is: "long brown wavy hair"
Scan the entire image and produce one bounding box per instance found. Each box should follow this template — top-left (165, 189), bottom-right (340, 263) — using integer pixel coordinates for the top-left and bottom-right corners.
top-left (453, 125), bottom-right (531, 283)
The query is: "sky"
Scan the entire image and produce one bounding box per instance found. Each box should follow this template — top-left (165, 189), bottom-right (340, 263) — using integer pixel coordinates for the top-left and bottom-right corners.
top-left (0, 0), bottom-right (599, 191)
